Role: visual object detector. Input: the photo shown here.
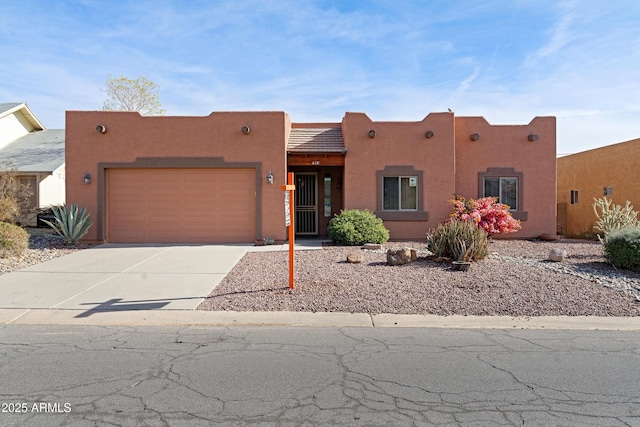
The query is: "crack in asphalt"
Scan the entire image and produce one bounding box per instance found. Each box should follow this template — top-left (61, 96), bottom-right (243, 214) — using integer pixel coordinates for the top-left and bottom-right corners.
top-left (1, 325), bottom-right (639, 426)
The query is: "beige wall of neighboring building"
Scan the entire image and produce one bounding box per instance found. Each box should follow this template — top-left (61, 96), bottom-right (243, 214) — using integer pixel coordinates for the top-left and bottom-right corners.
top-left (557, 138), bottom-right (640, 237)
top-left (39, 164), bottom-right (66, 208)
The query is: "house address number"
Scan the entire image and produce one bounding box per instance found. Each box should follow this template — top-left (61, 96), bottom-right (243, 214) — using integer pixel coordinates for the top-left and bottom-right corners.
top-left (311, 161), bottom-right (320, 165)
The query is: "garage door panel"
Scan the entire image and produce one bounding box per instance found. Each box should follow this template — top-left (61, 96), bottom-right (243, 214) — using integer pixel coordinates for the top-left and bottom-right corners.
top-left (107, 168), bottom-right (256, 243)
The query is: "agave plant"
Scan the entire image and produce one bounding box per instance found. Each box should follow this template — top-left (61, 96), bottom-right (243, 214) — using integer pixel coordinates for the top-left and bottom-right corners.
top-left (41, 204), bottom-right (93, 244)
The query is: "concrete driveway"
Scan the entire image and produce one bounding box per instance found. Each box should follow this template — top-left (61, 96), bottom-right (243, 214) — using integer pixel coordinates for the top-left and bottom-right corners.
top-left (0, 244), bottom-right (253, 314)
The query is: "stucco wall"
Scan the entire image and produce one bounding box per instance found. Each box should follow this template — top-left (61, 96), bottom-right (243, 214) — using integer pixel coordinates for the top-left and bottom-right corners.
top-left (342, 112), bottom-right (456, 240)
top-left (65, 111), bottom-right (289, 242)
top-left (454, 116), bottom-right (557, 238)
top-left (557, 138), bottom-right (640, 237)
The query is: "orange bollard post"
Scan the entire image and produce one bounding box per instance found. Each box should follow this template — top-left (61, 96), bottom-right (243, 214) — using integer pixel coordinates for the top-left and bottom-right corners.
top-left (281, 172), bottom-right (296, 289)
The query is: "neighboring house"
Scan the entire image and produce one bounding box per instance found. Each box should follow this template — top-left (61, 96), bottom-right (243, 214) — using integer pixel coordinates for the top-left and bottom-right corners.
top-left (557, 137), bottom-right (640, 237)
top-left (0, 103), bottom-right (65, 225)
top-left (65, 110), bottom-right (556, 243)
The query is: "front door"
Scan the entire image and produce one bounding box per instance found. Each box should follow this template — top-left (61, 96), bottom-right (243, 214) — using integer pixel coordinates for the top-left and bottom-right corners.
top-left (295, 172), bottom-right (317, 235)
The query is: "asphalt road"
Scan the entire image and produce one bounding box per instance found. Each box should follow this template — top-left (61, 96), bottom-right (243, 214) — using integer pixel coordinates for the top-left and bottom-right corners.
top-left (1, 325), bottom-right (639, 426)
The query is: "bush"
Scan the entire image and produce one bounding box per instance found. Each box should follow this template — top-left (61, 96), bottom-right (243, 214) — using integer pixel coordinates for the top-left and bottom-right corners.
top-left (41, 204), bottom-right (93, 244)
top-left (327, 209), bottom-right (389, 246)
top-left (0, 197), bottom-right (21, 224)
top-left (0, 168), bottom-right (34, 224)
top-left (593, 197), bottom-right (639, 243)
top-left (426, 219), bottom-right (489, 262)
top-left (603, 227), bottom-right (640, 271)
top-left (0, 222), bottom-right (29, 258)
top-left (450, 195), bottom-right (521, 235)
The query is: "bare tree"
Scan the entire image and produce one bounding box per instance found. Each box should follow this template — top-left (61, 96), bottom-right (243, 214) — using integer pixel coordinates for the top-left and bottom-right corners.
top-left (102, 75), bottom-right (165, 115)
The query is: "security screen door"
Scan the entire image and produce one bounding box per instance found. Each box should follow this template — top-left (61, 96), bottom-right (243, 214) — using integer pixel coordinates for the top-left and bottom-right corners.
top-left (295, 172), bottom-right (318, 235)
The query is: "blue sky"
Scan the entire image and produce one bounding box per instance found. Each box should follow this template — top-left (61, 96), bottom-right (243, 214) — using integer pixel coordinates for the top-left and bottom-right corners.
top-left (1, 0), bottom-right (639, 155)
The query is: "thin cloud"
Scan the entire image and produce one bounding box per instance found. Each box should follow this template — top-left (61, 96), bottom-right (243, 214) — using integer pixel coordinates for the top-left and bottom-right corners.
top-left (1, 0), bottom-right (638, 155)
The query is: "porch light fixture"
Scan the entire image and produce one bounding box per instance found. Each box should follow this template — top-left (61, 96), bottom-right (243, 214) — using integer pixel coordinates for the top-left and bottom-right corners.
top-left (368, 129), bottom-right (376, 138)
top-left (84, 172), bottom-right (91, 185)
top-left (267, 171), bottom-right (274, 184)
top-left (96, 125), bottom-right (107, 133)
top-left (528, 133), bottom-right (539, 141)
top-left (241, 125), bottom-right (251, 135)
top-left (425, 130), bottom-right (435, 138)
top-left (470, 133), bottom-right (480, 141)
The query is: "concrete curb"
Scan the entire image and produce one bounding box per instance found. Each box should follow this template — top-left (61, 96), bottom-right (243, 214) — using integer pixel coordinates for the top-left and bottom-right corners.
top-left (2, 309), bottom-right (640, 330)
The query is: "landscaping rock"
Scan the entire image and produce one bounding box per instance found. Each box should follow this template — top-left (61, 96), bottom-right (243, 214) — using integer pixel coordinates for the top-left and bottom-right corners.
top-left (549, 248), bottom-right (568, 262)
top-left (363, 243), bottom-right (383, 250)
top-left (386, 248), bottom-right (417, 265)
top-left (347, 253), bottom-right (364, 263)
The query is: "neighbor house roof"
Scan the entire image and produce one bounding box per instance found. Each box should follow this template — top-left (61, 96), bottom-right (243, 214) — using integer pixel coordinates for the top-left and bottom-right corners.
top-left (0, 103), bottom-right (23, 116)
top-left (0, 129), bottom-right (65, 173)
top-left (287, 127), bottom-right (346, 153)
top-left (0, 102), bottom-right (45, 130)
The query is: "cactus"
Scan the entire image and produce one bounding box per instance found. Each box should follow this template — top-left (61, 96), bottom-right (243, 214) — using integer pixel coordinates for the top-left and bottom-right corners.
top-left (593, 197), bottom-right (639, 243)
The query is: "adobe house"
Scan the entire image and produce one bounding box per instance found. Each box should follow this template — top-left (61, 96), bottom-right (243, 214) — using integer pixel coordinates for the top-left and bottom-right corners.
top-left (65, 110), bottom-right (556, 243)
top-left (557, 137), bottom-right (640, 237)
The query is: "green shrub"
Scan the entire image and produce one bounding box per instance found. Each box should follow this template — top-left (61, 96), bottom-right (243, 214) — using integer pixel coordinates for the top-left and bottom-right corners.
top-left (327, 209), bottom-right (389, 246)
top-left (426, 219), bottom-right (489, 262)
top-left (0, 221), bottom-right (29, 258)
top-left (41, 204), bottom-right (93, 244)
top-left (603, 227), bottom-right (640, 271)
top-left (593, 197), bottom-right (639, 242)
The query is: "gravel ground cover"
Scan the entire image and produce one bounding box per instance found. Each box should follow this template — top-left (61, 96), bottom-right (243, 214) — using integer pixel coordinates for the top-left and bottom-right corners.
top-left (197, 239), bottom-right (640, 316)
top-left (0, 228), bottom-right (94, 275)
top-left (3, 230), bottom-right (640, 317)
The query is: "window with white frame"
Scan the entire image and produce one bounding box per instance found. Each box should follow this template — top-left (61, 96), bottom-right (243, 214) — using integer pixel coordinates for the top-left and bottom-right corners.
top-left (383, 176), bottom-right (417, 210)
top-left (483, 177), bottom-right (517, 210)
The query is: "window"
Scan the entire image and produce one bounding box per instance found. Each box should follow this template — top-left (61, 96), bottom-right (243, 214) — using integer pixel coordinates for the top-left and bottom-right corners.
top-left (483, 177), bottom-right (517, 210)
top-left (603, 186), bottom-right (613, 196)
top-left (375, 166), bottom-right (428, 221)
top-left (478, 167), bottom-right (527, 221)
top-left (570, 190), bottom-right (579, 204)
top-left (383, 176), bottom-right (417, 210)
top-left (323, 174), bottom-right (331, 217)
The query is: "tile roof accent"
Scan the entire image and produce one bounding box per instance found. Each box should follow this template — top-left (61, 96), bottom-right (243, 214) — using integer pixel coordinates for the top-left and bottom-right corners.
top-left (287, 127), bottom-right (346, 153)
top-left (0, 129), bottom-right (65, 173)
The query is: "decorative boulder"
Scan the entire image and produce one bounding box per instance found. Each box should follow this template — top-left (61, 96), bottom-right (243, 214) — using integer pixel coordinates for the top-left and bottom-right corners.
top-left (347, 253), bottom-right (364, 264)
top-left (386, 248), bottom-right (417, 266)
top-left (549, 248), bottom-right (568, 262)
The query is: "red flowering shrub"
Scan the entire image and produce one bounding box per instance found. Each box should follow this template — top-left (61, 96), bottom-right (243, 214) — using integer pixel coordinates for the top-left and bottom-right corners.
top-left (450, 195), bottom-right (521, 235)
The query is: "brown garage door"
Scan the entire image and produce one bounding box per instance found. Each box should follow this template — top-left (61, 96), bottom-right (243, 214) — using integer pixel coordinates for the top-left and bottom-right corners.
top-left (107, 168), bottom-right (256, 243)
